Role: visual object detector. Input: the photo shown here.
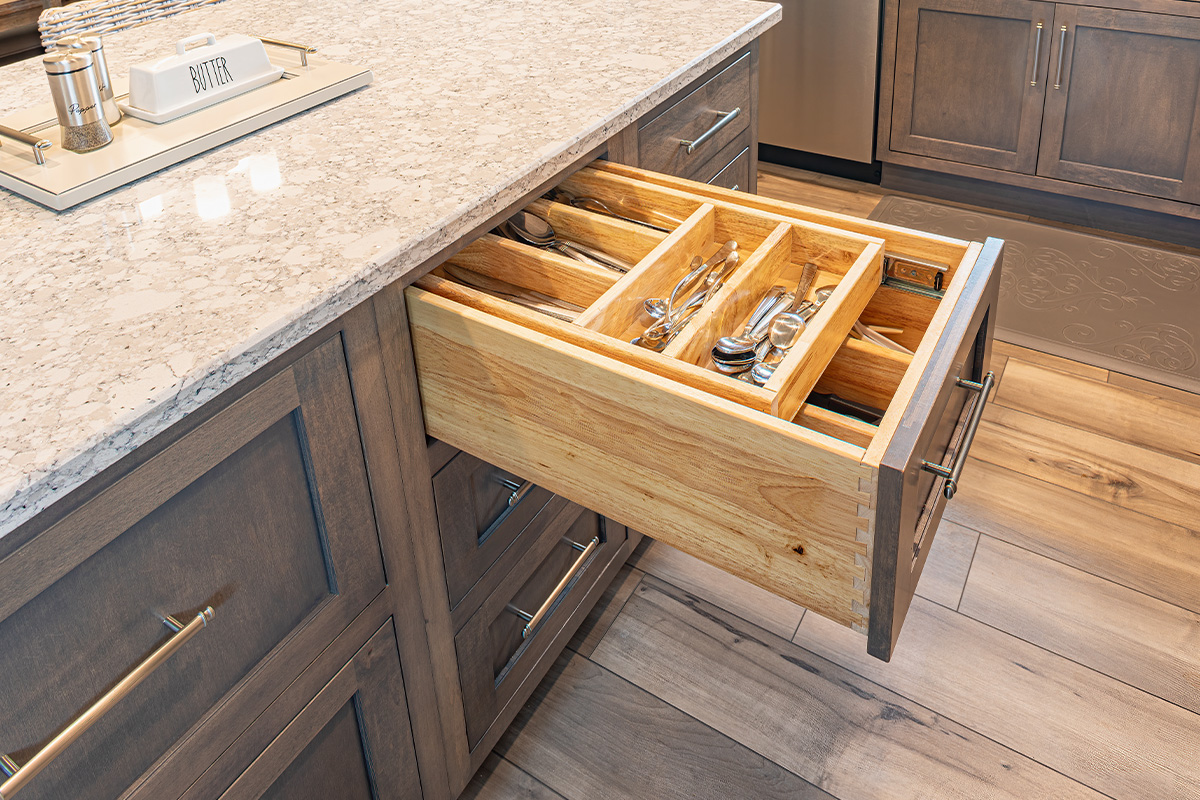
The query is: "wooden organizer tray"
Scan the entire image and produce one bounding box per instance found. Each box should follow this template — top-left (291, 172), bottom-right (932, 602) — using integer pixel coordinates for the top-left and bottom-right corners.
top-left (406, 160), bottom-right (1004, 661)
top-left (430, 188), bottom-right (886, 424)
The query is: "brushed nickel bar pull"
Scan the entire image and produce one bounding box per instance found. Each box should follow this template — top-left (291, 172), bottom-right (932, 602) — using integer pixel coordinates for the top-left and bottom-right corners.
top-left (921, 371), bottom-right (995, 499)
top-left (0, 125), bottom-right (52, 166)
top-left (507, 535), bottom-right (599, 639)
top-left (0, 607), bottom-right (214, 800)
top-left (251, 36), bottom-right (318, 66)
top-left (680, 108), bottom-right (740, 155)
top-left (1054, 25), bottom-right (1068, 89)
top-left (495, 476), bottom-right (534, 507)
top-left (1030, 22), bottom-right (1044, 86)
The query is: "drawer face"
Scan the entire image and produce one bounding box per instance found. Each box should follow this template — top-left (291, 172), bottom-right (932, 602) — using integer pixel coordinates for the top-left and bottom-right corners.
top-left (455, 510), bottom-right (626, 748)
top-left (0, 335), bottom-right (386, 800)
top-left (639, 53), bottom-right (751, 175)
top-left (433, 450), bottom-right (556, 610)
top-left (706, 145), bottom-right (750, 192)
top-left (407, 162), bottom-right (1002, 660)
top-left (220, 621), bottom-right (422, 800)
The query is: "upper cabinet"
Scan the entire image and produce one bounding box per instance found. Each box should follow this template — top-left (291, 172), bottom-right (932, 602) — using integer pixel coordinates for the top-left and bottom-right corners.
top-left (883, 0), bottom-right (1200, 213)
top-left (890, 0), bottom-right (1055, 173)
top-left (1038, 5), bottom-right (1200, 202)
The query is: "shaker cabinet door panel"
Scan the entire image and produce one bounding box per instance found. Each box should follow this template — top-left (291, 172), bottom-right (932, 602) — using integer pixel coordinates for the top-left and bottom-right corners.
top-left (890, 0), bottom-right (1054, 172)
top-left (1037, 6), bottom-right (1200, 202)
top-left (0, 334), bottom-right (386, 800)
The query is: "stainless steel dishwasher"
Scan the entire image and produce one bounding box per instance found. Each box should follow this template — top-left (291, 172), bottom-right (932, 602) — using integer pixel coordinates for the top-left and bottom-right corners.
top-left (759, 0), bottom-right (882, 164)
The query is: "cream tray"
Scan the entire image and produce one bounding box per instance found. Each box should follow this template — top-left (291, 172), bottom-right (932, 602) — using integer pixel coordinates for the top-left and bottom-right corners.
top-left (0, 40), bottom-right (372, 211)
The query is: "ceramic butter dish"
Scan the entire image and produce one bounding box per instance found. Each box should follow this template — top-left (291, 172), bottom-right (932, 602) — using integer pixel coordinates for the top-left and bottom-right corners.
top-left (120, 33), bottom-right (284, 123)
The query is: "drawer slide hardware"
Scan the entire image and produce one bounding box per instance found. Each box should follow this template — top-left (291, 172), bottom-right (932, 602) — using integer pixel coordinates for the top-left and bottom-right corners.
top-left (496, 476), bottom-right (534, 507)
top-left (680, 107), bottom-right (741, 154)
top-left (506, 536), bottom-right (600, 639)
top-left (882, 253), bottom-right (948, 298)
top-left (0, 607), bottom-right (214, 800)
top-left (921, 371), bottom-right (995, 500)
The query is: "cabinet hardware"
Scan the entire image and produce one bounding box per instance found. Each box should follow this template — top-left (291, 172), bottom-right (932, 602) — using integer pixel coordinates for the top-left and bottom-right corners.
top-left (506, 535), bottom-right (600, 639)
top-left (495, 476), bottom-right (534, 507)
top-left (1054, 25), bottom-right (1068, 89)
top-left (0, 608), bottom-right (214, 799)
top-left (1031, 22), bottom-right (1044, 87)
top-left (680, 108), bottom-right (740, 154)
top-left (882, 253), bottom-right (948, 297)
top-left (921, 371), bottom-right (995, 499)
top-left (0, 124), bottom-right (51, 166)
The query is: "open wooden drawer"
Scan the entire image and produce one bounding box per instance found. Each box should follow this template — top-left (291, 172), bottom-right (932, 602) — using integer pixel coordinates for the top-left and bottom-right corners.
top-left (405, 162), bottom-right (1002, 660)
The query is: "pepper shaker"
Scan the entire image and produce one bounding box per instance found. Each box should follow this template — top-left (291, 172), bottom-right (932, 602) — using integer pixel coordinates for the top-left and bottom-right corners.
top-left (55, 35), bottom-right (121, 126)
top-left (43, 51), bottom-right (114, 152)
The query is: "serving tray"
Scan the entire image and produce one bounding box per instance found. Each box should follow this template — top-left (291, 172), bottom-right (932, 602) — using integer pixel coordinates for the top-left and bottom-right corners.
top-left (0, 44), bottom-right (372, 210)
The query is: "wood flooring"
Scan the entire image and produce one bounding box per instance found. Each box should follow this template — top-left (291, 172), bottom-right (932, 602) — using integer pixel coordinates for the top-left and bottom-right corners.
top-left (467, 167), bottom-right (1200, 800)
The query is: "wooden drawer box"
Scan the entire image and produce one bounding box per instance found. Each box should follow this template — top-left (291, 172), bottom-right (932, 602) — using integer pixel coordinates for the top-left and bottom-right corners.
top-left (405, 162), bottom-right (1002, 662)
top-left (432, 449), bottom-right (565, 612)
top-left (0, 334), bottom-right (386, 800)
top-left (454, 507), bottom-right (628, 749)
top-left (638, 53), bottom-right (751, 180)
top-left (217, 620), bottom-right (421, 800)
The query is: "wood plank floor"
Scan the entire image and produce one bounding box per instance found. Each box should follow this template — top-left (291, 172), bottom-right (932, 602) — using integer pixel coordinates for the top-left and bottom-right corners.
top-left (470, 167), bottom-right (1200, 800)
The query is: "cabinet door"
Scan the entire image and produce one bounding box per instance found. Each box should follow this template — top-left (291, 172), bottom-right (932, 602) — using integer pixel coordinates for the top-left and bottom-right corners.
top-left (1037, 6), bottom-right (1200, 201)
top-left (219, 621), bottom-right (422, 800)
top-left (890, 0), bottom-right (1054, 172)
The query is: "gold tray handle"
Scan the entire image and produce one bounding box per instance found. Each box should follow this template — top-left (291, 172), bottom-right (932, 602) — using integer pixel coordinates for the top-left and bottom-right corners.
top-left (0, 607), bottom-right (214, 799)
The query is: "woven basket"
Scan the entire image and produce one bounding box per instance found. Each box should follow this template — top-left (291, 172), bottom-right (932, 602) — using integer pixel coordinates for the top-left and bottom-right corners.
top-left (38, 0), bottom-right (228, 49)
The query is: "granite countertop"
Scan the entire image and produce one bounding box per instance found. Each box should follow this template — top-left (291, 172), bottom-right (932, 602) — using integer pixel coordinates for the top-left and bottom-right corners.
top-left (0, 0), bottom-right (780, 538)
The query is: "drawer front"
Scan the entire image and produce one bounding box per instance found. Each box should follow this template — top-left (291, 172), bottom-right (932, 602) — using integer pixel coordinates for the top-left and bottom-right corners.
top-left (870, 238), bottom-right (1004, 661)
top-left (0, 335), bottom-right (386, 800)
top-left (219, 621), bottom-right (422, 800)
top-left (638, 53), bottom-right (751, 176)
top-left (433, 449), bottom-right (557, 610)
top-left (705, 144), bottom-right (750, 192)
top-left (455, 509), bottom-right (627, 749)
top-left (406, 161), bottom-right (1002, 662)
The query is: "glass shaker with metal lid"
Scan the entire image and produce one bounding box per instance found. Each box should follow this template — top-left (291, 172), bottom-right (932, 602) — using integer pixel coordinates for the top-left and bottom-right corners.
top-left (42, 50), bottom-right (114, 152)
top-left (55, 35), bottom-right (122, 126)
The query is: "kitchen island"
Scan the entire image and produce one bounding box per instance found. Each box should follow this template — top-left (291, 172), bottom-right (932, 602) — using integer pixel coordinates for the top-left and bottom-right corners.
top-left (0, 1), bottom-right (783, 799)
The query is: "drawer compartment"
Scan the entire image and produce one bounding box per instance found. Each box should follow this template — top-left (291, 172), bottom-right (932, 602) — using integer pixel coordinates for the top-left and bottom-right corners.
top-left (406, 162), bottom-right (1002, 661)
top-left (639, 53), bottom-right (752, 176)
top-left (454, 509), bottom-right (626, 748)
top-left (0, 335), bottom-right (386, 800)
top-left (433, 450), bottom-right (560, 611)
top-left (218, 620), bottom-right (421, 800)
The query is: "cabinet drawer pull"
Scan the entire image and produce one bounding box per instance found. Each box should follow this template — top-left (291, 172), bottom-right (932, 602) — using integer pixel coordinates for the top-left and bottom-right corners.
top-left (679, 108), bottom-right (741, 155)
top-left (506, 535), bottom-right (600, 639)
top-left (921, 371), bottom-right (995, 500)
top-left (495, 476), bottom-right (534, 507)
top-left (1054, 25), bottom-right (1068, 90)
top-left (0, 608), bottom-right (214, 800)
top-left (1030, 22), bottom-right (1044, 87)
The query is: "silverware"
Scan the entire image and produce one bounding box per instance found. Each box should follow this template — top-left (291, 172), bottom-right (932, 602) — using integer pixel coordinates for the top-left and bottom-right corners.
top-left (712, 289), bottom-right (794, 362)
top-left (551, 189), bottom-right (680, 232)
top-left (501, 210), bottom-right (633, 273)
top-left (441, 264), bottom-right (583, 321)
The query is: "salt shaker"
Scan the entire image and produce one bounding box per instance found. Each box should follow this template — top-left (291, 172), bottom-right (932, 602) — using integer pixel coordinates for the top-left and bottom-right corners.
top-left (55, 35), bottom-right (121, 126)
top-left (43, 51), bottom-right (114, 152)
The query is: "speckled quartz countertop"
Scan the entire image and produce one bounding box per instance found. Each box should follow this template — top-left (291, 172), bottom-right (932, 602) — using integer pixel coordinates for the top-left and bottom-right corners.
top-left (0, 0), bottom-right (781, 538)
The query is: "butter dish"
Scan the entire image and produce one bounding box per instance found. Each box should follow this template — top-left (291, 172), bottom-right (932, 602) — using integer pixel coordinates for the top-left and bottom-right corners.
top-left (119, 33), bottom-right (284, 123)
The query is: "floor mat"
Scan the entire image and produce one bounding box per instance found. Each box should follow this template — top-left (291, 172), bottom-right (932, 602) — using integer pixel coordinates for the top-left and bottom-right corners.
top-left (869, 195), bottom-right (1200, 394)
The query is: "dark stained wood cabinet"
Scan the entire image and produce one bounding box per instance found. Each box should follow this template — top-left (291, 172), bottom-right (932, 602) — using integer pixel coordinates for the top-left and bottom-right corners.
top-left (1038, 5), bottom-right (1200, 202)
top-left (890, 0), bottom-right (1054, 173)
top-left (881, 0), bottom-right (1200, 220)
top-left (218, 621), bottom-right (422, 800)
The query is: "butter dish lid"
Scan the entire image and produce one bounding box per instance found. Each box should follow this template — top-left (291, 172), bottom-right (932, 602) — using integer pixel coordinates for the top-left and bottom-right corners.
top-left (125, 33), bottom-right (282, 121)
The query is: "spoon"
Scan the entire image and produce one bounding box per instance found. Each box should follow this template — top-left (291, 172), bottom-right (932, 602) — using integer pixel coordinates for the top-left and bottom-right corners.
top-left (713, 289), bottom-right (794, 359)
top-left (502, 211), bottom-right (633, 273)
top-left (553, 190), bottom-right (676, 233)
top-left (749, 310), bottom-right (810, 384)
